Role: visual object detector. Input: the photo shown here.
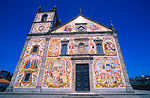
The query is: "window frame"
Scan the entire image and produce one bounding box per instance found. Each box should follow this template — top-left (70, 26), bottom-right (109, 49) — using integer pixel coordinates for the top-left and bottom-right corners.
top-left (60, 39), bottom-right (69, 55)
top-left (32, 46), bottom-right (38, 53)
top-left (30, 45), bottom-right (39, 54)
top-left (96, 43), bottom-right (103, 54)
top-left (23, 73), bottom-right (31, 82)
top-left (61, 44), bottom-right (68, 55)
top-left (94, 39), bottom-right (104, 55)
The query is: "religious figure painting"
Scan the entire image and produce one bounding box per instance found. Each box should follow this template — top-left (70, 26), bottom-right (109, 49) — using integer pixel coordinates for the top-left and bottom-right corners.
top-left (88, 38), bottom-right (96, 54)
top-left (63, 25), bottom-right (73, 32)
top-left (42, 58), bottom-right (72, 88)
top-left (93, 57), bottom-right (125, 88)
top-left (48, 39), bottom-right (60, 57)
top-left (103, 37), bottom-right (117, 56)
top-left (68, 39), bottom-right (75, 55)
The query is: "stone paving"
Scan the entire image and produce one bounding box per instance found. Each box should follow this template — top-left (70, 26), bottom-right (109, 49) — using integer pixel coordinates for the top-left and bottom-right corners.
top-left (0, 90), bottom-right (149, 98)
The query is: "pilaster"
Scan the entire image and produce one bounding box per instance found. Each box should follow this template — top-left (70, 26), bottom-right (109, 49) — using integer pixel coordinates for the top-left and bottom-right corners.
top-left (113, 33), bottom-right (134, 93)
top-left (5, 36), bottom-right (31, 92)
top-left (36, 36), bottom-right (50, 92)
top-left (89, 59), bottom-right (94, 93)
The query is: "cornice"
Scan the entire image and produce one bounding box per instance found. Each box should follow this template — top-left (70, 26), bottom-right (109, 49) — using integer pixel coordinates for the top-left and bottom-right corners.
top-left (33, 21), bottom-right (54, 23)
top-left (27, 31), bottom-right (113, 36)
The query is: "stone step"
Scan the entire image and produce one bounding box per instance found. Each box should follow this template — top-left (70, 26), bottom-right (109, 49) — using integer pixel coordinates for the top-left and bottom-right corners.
top-left (64, 94), bottom-right (103, 98)
top-left (63, 93), bottom-right (150, 98)
top-left (64, 96), bottom-right (103, 98)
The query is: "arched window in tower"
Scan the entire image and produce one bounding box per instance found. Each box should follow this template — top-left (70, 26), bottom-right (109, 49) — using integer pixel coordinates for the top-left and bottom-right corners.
top-left (61, 44), bottom-right (67, 55)
top-left (79, 43), bottom-right (85, 54)
top-left (41, 14), bottom-right (48, 21)
top-left (96, 43), bottom-right (103, 54)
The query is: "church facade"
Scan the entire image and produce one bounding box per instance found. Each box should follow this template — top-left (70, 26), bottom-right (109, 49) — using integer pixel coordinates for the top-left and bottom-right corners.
top-left (6, 6), bottom-right (133, 93)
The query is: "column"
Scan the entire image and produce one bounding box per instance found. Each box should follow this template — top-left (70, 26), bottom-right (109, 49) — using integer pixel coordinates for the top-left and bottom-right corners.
top-left (36, 37), bottom-right (50, 92)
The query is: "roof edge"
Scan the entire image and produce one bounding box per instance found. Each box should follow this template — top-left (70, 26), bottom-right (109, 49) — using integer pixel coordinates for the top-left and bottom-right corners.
top-left (51, 14), bottom-right (116, 32)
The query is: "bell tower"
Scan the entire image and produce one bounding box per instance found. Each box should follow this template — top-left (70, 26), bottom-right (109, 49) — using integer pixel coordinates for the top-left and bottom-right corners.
top-left (6, 5), bottom-right (61, 92)
top-left (29, 5), bottom-right (60, 34)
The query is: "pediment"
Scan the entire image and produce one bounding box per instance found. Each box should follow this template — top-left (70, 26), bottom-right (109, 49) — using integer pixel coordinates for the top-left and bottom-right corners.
top-left (52, 15), bottom-right (112, 33)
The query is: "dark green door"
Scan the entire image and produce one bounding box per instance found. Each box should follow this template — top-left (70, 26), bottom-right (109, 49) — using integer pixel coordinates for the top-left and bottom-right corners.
top-left (76, 64), bottom-right (90, 91)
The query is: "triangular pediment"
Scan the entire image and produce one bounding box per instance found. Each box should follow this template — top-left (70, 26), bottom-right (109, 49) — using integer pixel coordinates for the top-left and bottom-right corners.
top-left (52, 15), bottom-right (112, 33)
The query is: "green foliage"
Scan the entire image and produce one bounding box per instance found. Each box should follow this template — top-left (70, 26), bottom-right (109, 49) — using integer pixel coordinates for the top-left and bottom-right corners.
top-left (145, 83), bottom-right (150, 85)
top-left (6, 74), bottom-right (13, 81)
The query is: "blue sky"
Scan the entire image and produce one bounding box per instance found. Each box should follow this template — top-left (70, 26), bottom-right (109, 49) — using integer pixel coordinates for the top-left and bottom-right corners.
top-left (0, 0), bottom-right (150, 78)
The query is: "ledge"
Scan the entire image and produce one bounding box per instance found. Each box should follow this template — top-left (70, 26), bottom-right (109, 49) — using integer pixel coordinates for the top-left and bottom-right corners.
top-left (33, 21), bottom-right (54, 23)
top-left (71, 57), bottom-right (93, 60)
top-left (27, 31), bottom-right (113, 36)
top-left (50, 31), bottom-right (113, 35)
top-left (74, 38), bottom-right (89, 41)
top-left (60, 54), bottom-right (105, 56)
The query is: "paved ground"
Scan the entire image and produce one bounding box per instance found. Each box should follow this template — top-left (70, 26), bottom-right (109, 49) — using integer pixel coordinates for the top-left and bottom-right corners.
top-left (0, 89), bottom-right (149, 98)
top-left (134, 90), bottom-right (150, 94)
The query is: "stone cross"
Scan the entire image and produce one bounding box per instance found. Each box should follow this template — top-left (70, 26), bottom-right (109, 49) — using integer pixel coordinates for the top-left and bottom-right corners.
top-left (79, 8), bottom-right (82, 14)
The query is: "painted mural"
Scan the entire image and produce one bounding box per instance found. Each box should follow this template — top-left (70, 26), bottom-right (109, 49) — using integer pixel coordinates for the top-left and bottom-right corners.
top-left (68, 39), bottom-right (75, 55)
top-left (103, 37), bottom-right (117, 56)
top-left (52, 16), bottom-right (111, 33)
top-left (32, 23), bottom-right (51, 33)
top-left (42, 58), bottom-right (72, 88)
top-left (48, 39), bottom-right (60, 57)
top-left (93, 57), bottom-right (125, 88)
top-left (14, 39), bottom-right (45, 87)
top-left (36, 12), bottom-right (54, 22)
top-left (88, 38), bottom-right (96, 54)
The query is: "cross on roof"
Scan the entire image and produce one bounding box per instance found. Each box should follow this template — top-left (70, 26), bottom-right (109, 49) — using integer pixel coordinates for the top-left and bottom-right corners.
top-left (79, 8), bottom-right (82, 14)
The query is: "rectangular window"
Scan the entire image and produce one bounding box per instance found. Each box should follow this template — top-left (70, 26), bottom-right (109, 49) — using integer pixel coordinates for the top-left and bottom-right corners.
top-left (61, 44), bottom-right (67, 55)
top-left (24, 73), bottom-right (31, 82)
top-left (32, 46), bottom-right (38, 53)
top-left (96, 44), bottom-right (103, 54)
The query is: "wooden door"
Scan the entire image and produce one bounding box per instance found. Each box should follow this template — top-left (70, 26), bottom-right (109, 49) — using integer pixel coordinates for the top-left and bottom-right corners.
top-left (76, 64), bottom-right (90, 91)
